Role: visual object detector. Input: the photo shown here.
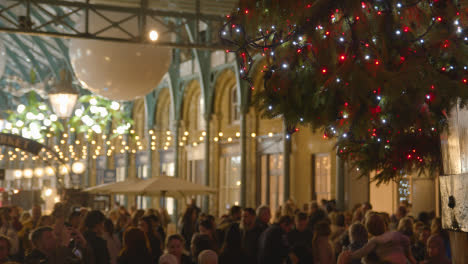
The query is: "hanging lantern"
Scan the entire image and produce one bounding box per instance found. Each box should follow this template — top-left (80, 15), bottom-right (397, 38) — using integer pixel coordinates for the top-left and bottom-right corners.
top-left (48, 70), bottom-right (79, 119)
top-left (68, 12), bottom-right (172, 101)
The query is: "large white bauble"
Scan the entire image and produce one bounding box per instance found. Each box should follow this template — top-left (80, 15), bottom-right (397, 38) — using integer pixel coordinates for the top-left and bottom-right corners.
top-left (69, 12), bottom-right (172, 101)
top-left (0, 39), bottom-right (6, 80)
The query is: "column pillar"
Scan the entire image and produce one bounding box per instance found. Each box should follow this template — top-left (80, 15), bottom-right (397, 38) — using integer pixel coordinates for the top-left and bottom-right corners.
top-left (336, 151), bottom-right (345, 211)
top-left (283, 120), bottom-right (291, 202)
top-left (240, 111), bottom-right (248, 207)
top-left (173, 121), bottom-right (181, 178)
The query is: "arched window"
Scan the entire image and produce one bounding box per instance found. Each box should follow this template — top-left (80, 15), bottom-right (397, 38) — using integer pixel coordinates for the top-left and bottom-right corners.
top-left (197, 94), bottom-right (206, 130)
top-left (230, 86), bottom-right (240, 123)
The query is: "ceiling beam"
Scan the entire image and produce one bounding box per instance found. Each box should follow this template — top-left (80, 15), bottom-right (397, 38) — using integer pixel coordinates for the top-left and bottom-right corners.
top-left (0, 0), bottom-right (228, 50)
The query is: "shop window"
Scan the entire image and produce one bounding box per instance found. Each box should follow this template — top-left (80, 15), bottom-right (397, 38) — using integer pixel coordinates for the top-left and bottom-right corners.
top-left (260, 154), bottom-right (284, 215)
top-left (115, 154), bottom-right (127, 207)
top-left (220, 156), bottom-right (241, 213)
top-left (136, 151), bottom-right (150, 209)
top-left (198, 95), bottom-right (206, 130)
top-left (188, 160), bottom-right (206, 210)
top-left (230, 86), bottom-right (240, 123)
top-left (161, 160), bottom-right (175, 216)
top-left (314, 153), bottom-right (331, 202)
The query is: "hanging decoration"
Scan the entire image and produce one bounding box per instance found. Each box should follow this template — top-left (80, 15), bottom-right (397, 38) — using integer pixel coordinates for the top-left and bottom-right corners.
top-left (221, 0), bottom-right (468, 183)
top-left (3, 92), bottom-right (133, 140)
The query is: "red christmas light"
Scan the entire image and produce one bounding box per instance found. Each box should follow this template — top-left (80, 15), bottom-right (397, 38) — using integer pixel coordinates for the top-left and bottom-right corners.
top-left (339, 55), bottom-right (346, 61)
top-left (463, 78), bottom-right (467, 84)
top-left (321, 68), bottom-right (328, 74)
top-left (375, 60), bottom-right (380, 65)
top-left (436, 16), bottom-right (442, 22)
top-left (245, 10), bottom-right (249, 14)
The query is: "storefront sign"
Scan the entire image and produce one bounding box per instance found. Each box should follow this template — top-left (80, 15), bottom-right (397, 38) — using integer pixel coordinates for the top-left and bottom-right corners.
top-left (0, 133), bottom-right (43, 155)
top-left (103, 169), bottom-right (116, 184)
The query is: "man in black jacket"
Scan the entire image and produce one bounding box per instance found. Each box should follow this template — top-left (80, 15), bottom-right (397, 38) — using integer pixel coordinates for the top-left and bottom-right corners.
top-left (288, 212), bottom-right (313, 264)
top-left (83, 210), bottom-right (110, 264)
top-left (258, 215), bottom-right (294, 264)
top-left (25, 226), bottom-right (81, 264)
top-left (241, 208), bottom-right (263, 264)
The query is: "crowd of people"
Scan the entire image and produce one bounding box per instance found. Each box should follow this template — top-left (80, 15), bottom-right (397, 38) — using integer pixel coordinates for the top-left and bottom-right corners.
top-left (0, 199), bottom-right (451, 264)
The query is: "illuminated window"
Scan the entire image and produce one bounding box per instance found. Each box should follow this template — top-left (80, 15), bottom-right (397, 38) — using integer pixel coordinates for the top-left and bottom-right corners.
top-left (198, 95), bottom-right (206, 130)
top-left (314, 153), bottom-right (331, 202)
top-left (220, 156), bottom-right (241, 213)
top-left (230, 87), bottom-right (240, 123)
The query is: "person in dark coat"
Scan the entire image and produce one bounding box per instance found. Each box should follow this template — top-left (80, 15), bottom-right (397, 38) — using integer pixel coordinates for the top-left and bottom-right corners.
top-left (255, 205), bottom-right (271, 233)
top-left (83, 210), bottom-right (110, 264)
top-left (117, 227), bottom-right (152, 264)
top-left (191, 233), bottom-right (216, 263)
top-left (216, 206), bottom-right (242, 245)
top-left (180, 207), bottom-right (198, 251)
top-left (218, 224), bottom-right (246, 264)
top-left (287, 212), bottom-right (313, 264)
top-left (240, 208), bottom-right (263, 264)
top-left (258, 215), bottom-right (294, 264)
top-left (308, 201), bottom-right (327, 231)
top-left (139, 215), bottom-right (163, 263)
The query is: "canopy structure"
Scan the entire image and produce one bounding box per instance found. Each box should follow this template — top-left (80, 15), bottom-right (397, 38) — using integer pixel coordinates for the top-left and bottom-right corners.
top-left (83, 178), bottom-right (141, 194)
top-left (84, 176), bottom-right (216, 198)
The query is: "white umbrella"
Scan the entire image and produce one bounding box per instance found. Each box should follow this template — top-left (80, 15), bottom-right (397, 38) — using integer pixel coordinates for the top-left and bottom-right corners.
top-left (110, 176), bottom-right (216, 197)
top-left (83, 176), bottom-right (216, 198)
top-left (83, 178), bottom-right (140, 194)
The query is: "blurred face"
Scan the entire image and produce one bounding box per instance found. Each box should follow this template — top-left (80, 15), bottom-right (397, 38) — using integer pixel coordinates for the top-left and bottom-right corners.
top-left (168, 239), bottom-right (183, 257)
top-left (280, 222), bottom-right (293, 233)
top-left (419, 229), bottom-right (430, 244)
top-left (138, 220), bottom-right (149, 233)
top-left (199, 225), bottom-right (210, 235)
top-left (191, 210), bottom-right (197, 221)
top-left (0, 240), bottom-right (9, 261)
top-left (10, 207), bottom-right (19, 218)
top-left (242, 211), bottom-right (255, 228)
top-left (295, 219), bottom-right (307, 232)
top-left (32, 206), bottom-right (42, 220)
top-left (260, 209), bottom-right (271, 224)
top-left (431, 220), bottom-right (440, 234)
top-left (70, 216), bottom-right (81, 229)
top-left (41, 231), bottom-right (57, 252)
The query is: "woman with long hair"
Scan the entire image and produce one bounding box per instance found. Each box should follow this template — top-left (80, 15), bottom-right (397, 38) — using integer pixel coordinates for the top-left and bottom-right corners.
top-left (166, 234), bottom-right (191, 264)
top-left (312, 221), bottom-right (335, 264)
top-left (103, 219), bottom-right (121, 264)
top-left (180, 207), bottom-right (197, 250)
top-left (139, 215), bottom-right (163, 263)
top-left (117, 227), bottom-right (152, 264)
